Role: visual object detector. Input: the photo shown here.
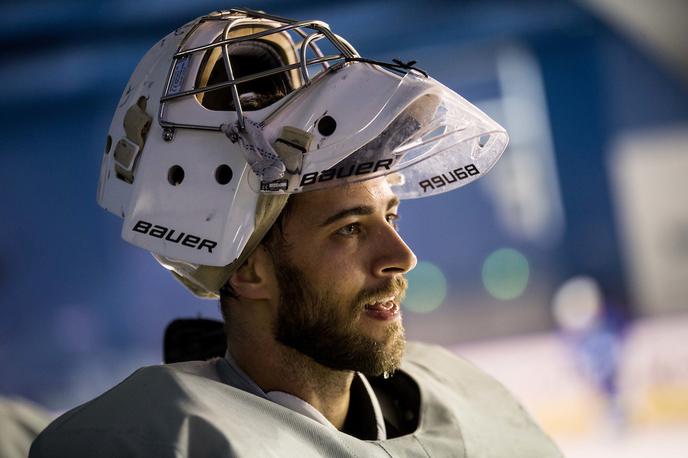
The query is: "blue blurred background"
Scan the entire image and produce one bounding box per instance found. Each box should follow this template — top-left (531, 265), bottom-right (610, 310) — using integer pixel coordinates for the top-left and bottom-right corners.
top-left (2, 1), bottom-right (687, 455)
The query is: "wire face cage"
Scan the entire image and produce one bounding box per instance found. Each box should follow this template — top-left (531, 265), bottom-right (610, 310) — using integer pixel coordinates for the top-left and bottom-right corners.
top-left (158, 8), bottom-right (359, 133)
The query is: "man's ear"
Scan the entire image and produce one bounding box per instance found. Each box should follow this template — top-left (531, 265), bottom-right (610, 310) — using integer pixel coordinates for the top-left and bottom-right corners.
top-left (228, 246), bottom-right (275, 301)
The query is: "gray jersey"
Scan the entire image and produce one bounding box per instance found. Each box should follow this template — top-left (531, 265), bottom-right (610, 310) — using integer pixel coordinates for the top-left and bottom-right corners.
top-left (30, 342), bottom-right (562, 457)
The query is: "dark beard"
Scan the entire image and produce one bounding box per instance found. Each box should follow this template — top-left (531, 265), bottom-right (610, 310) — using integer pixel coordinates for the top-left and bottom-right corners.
top-left (272, 253), bottom-right (406, 377)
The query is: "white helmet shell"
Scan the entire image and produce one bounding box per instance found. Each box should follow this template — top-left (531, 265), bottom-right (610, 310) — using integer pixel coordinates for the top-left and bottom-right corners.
top-left (98, 11), bottom-right (303, 267)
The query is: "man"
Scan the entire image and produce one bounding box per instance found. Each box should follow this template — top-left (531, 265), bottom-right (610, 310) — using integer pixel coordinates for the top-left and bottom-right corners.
top-left (31, 8), bottom-right (562, 457)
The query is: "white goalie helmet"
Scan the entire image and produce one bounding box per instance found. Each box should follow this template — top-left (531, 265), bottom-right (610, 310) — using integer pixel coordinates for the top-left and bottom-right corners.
top-left (97, 8), bottom-right (508, 298)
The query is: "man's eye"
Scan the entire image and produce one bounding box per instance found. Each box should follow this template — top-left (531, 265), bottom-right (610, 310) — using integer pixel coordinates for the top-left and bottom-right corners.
top-left (386, 214), bottom-right (400, 231)
top-left (336, 223), bottom-right (361, 236)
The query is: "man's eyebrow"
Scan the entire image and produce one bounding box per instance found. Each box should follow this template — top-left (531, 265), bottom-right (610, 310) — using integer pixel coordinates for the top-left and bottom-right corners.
top-left (319, 196), bottom-right (400, 227)
top-left (388, 196), bottom-right (400, 210)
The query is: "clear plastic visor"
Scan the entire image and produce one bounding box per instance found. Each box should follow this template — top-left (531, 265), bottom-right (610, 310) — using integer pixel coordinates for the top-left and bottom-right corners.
top-left (250, 69), bottom-right (508, 198)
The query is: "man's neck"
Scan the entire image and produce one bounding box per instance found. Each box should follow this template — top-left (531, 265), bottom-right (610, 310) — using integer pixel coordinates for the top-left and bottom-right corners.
top-left (228, 333), bottom-right (354, 429)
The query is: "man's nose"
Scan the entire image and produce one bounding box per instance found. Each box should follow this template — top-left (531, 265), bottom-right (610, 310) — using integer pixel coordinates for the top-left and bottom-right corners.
top-left (371, 223), bottom-right (417, 278)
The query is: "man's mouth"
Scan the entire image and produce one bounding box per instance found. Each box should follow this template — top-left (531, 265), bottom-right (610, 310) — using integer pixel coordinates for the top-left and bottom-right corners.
top-left (364, 297), bottom-right (400, 321)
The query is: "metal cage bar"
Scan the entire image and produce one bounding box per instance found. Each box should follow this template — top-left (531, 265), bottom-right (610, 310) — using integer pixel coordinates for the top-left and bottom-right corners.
top-left (158, 9), bottom-right (357, 134)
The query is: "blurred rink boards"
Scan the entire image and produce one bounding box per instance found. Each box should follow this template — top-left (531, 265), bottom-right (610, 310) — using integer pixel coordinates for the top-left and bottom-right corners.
top-left (453, 313), bottom-right (688, 458)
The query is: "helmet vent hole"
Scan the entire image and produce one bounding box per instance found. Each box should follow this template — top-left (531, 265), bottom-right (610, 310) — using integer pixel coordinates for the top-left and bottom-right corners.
top-left (478, 135), bottom-right (490, 148)
top-left (167, 165), bottom-right (185, 186)
top-left (215, 164), bottom-right (233, 185)
top-left (104, 135), bottom-right (112, 155)
top-left (317, 115), bottom-right (337, 136)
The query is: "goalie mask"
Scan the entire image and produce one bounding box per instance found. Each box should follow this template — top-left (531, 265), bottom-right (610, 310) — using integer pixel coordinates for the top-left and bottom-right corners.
top-left (97, 9), bottom-right (508, 298)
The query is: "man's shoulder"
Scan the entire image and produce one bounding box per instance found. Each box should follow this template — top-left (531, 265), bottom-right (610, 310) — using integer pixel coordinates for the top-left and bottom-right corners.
top-left (52, 358), bottom-right (226, 421)
top-left (403, 340), bottom-right (482, 374)
top-left (403, 341), bottom-right (518, 399)
top-left (402, 341), bottom-right (563, 457)
top-left (30, 358), bottom-right (237, 457)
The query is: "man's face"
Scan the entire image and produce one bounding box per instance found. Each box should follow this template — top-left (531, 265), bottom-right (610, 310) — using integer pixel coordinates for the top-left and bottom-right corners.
top-left (269, 177), bottom-right (417, 377)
